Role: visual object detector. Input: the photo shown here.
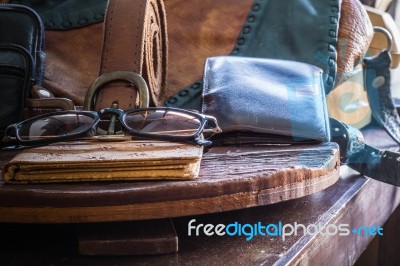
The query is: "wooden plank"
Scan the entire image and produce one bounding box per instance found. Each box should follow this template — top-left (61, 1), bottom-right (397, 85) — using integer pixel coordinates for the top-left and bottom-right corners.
top-left (0, 170), bottom-right (398, 264)
top-left (0, 143), bottom-right (339, 223)
top-left (276, 168), bottom-right (400, 265)
top-left (78, 219), bottom-right (178, 255)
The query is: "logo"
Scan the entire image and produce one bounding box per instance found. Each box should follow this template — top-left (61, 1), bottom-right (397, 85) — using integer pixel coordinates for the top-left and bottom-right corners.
top-left (188, 219), bottom-right (383, 241)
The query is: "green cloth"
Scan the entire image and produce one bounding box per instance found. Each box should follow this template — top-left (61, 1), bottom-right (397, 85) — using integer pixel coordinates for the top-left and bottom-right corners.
top-left (10, 0), bottom-right (107, 30)
top-left (165, 0), bottom-right (340, 111)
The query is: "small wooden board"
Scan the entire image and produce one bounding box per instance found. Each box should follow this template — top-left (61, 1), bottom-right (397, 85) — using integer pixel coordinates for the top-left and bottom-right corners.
top-left (78, 219), bottom-right (178, 255)
top-left (0, 143), bottom-right (339, 223)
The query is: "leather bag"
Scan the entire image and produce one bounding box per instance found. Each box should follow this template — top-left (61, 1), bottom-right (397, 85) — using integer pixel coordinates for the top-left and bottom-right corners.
top-left (0, 4), bottom-right (45, 139)
top-left (165, 0), bottom-right (400, 186)
top-left (1, 0), bottom-right (205, 183)
top-left (7, 0), bottom-right (167, 113)
top-left (5, 0), bottom-right (400, 185)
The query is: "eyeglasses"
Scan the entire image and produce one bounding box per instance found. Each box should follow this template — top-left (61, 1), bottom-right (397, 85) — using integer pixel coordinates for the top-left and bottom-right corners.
top-left (2, 107), bottom-right (222, 149)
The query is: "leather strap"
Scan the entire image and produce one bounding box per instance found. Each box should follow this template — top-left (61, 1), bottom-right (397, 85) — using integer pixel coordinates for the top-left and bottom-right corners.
top-left (364, 50), bottom-right (400, 144)
top-left (94, 0), bottom-right (167, 110)
top-left (331, 118), bottom-right (400, 186)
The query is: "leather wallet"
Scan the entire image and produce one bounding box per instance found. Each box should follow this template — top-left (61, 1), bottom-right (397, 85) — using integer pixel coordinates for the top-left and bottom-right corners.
top-left (0, 4), bottom-right (45, 139)
top-left (202, 56), bottom-right (330, 142)
top-left (2, 140), bottom-right (203, 183)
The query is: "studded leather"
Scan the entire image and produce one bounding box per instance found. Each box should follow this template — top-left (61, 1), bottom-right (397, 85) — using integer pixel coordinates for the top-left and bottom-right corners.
top-left (165, 0), bottom-right (340, 111)
top-left (163, 0), bottom-right (400, 186)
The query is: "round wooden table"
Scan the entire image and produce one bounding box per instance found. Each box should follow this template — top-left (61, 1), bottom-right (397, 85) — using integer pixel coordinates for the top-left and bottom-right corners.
top-left (0, 143), bottom-right (339, 223)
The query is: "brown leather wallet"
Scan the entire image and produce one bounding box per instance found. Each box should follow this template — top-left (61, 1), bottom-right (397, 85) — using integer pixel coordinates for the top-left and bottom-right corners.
top-left (2, 140), bottom-right (203, 183)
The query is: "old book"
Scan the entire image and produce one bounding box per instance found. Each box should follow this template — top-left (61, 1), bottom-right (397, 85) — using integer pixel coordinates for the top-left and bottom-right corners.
top-left (2, 140), bottom-right (203, 183)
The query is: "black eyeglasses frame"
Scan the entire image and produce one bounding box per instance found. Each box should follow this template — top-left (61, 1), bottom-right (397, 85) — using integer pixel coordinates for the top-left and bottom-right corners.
top-left (3, 107), bottom-right (221, 148)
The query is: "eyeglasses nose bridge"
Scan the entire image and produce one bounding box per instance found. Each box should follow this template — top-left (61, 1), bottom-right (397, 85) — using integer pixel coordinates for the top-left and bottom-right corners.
top-left (83, 71), bottom-right (150, 111)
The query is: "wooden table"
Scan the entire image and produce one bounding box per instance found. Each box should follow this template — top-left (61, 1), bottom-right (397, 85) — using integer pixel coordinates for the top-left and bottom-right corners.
top-left (0, 168), bottom-right (399, 265)
top-left (0, 126), bottom-right (399, 265)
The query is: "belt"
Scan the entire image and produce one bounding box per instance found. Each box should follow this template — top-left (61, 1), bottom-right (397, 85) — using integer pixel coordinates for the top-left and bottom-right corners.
top-left (88, 0), bottom-right (168, 111)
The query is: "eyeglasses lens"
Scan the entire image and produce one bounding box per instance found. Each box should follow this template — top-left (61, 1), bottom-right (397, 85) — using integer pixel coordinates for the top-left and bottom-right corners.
top-left (18, 113), bottom-right (95, 141)
top-left (124, 110), bottom-right (201, 137)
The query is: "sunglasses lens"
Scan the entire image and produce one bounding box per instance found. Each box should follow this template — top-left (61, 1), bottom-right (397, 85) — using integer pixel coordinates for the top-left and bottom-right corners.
top-left (18, 113), bottom-right (95, 141)
top-left (124, 109), bottom-right (201, 137)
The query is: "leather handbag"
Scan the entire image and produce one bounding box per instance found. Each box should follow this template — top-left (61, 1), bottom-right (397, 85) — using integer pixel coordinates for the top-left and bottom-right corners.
top-left (165, 0), bottom-right (374, 110)
top-left (4, 0), bottom-right (167, 114)
top-left (165, 0), bottom-right (400, 186)
top-left (1, 0), bottom-right (209, 183)
top-left (5, 0), bottom-right (400, 185)
top-left (0, 4), bottom-right (45, 139)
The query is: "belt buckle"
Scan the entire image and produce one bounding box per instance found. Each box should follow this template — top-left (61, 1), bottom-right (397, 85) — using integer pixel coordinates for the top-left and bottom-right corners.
top-left (83, 71), bottom-right (150, 111)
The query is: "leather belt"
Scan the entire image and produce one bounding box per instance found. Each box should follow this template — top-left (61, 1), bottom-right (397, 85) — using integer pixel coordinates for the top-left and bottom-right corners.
top-left (90, 0), bottom-right (168, 110)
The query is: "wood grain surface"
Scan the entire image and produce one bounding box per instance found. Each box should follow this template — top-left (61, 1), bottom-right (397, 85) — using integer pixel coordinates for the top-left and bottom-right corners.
top-left (0, 143), bottom-right (339, 223)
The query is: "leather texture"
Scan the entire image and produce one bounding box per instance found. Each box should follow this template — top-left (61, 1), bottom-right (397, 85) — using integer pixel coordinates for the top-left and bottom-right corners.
top-left (165, 0), bottom-right (373, 111)
top-left (2, 140), bottom-right (203, 183)
top-left (331, 118), bottom-right (400, 186)
top-left (10, 0), bottom-right (107, 30)
top-left (0, 48), bottom-right (27, 139)
top-left (163, 0), bottom-right (400, 186)
top-left (202, 56), bottom-right (330, 142)
top-left (336, 0), bottom-right (374, 85)
top-left (42, 23), bottom-right (103, 106)
top-left (364, 50), bottom-right (400, 145)
top-left (0, 4), bottom-right (45, 85)
top-left (94, 0), bottom-right (167, 110)
top-left (0, 4), bottom-right (45, 138)
top-left (38, 0), bottom-right (167, 109)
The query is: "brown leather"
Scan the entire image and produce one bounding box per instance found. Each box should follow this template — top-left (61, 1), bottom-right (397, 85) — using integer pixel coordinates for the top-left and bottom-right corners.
top-left (41, 0), bottom-right (252, 107)
top-left (164, 0), bottom-right (253, 96)
top-left (336, 0), bottom-right (374, 86)
top-left (2, 140), bottom-right (202, 183)
top-left (166, 0), bottom-right (373, 95)
top-left (42, 0), bottom-right (167, 110)
top-left (25, 98), bottom-right (75, 112)
top-left (44, 23), bottom-right (103, 106)
top-left (94, 0), bottom-right (168, 110)
top-left (40, 0), bottom-right (373, 108)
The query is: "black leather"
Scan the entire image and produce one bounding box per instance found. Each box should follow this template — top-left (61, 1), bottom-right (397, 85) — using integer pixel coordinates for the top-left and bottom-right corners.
top-left (0, 4), bottom-right (45, 138)
top-left (165, 0), bottom-right (340, 111)
top-left (331, 118), bottom-right (400, 186)
top-left (202, 56), bottom-right (330, 142)
top-left (0, 4), bottom-right (45, 85)
top-left (364, 50), bottom-right (400, 145)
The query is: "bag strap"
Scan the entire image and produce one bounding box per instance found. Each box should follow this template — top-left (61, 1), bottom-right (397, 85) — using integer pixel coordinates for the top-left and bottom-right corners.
top-left (364, 50), bottom-right (400, 144)
top-left (88, 0), bottom-right (168, 111)
top-left (323, 49), bottom-right (400, 186)
top-left (331, 118), bottom-right (400, 186)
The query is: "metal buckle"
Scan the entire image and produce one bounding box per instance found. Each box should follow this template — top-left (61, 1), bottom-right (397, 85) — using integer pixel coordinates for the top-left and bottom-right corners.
top-left (83, 71), bottom-right (150, 111)
top-left (374, 26), bottom-right (393, 53)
